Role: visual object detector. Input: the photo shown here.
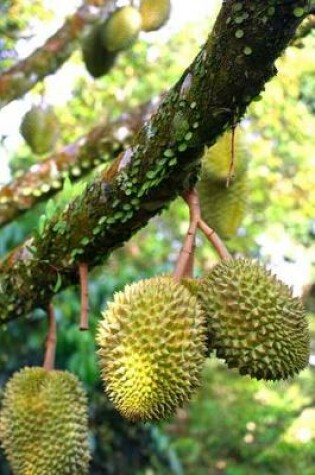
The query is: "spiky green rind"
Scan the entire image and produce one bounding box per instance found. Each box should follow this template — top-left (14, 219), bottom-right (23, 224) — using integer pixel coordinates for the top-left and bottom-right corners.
top-left (0, 367), bottom-right (90, 475)
top-left (97, 276), bottom-right (206, 421)
top-left (101, 6), bottom-right (142, 53)
top-left (198, 259), bottom-right (310, 381)
top-left (181, 277), bottom-right (202, 297)
top-left (197, 173), bottom-right (248, 239)
top-left (140, 0), bottom-right (171, 32)
top-left (201, 130), bottom-right (248, 182)
top-left (20, 106), bottom-right (59, 155)
top-left (81, 24), bottom-right (117, 78)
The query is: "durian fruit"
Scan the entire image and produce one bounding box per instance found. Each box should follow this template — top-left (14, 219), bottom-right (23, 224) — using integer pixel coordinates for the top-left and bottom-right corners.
top-left (100, 6), bottom-right (142, 53)
top-left (202, 130), bottom-right (248, 182)
top-left (140, 0), bottom-right (171, 32)
top-left (0, 367), bottom-right (90, 475)
top-left (20, 105), bottom-right (60, 155)
top-left (81, 24), bottom-right (117, 78)
top-left (197, 172), bottom-right (248, 239)
top-left (197, 259), bottom-right (310, 380)
top-left (97, 276), bottom-right (206, 421)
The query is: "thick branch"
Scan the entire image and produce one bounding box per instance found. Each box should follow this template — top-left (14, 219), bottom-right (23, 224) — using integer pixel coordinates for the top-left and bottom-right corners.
top-left (0, 0), bottom-right (112, 108)
top-left (0, 0), bottom-right (308, 324)
top-left (0, 101), bottom-right (156, 228)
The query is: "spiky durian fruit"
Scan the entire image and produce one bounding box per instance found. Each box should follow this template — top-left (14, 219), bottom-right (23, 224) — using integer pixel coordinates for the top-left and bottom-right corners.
top-left (139, 0), bottom-right (171, 32)
top-left (97, 276), bottom-right (206, 421)
top-left (101, 6), bottom-right (142, 52)
top-left (0, 367), bottom-right (90, 475)
top-left (202, 130), bottom-right (248, 182)
top-left (197, 259), bottom-right (310, 380)
top-left (81, 24), bottom-right (117, 78)
top-left (20, 105), bottom-right (59, 155)
top-left (197, 172), bottom-right (248, 239)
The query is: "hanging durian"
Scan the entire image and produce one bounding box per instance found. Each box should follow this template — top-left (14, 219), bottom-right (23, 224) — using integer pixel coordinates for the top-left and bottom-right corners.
top-left (197, 172), bottom-right (248, 239)
top-left (0, 367), bottom-right (90, 475)
top-left (20, 105), bottom-right (60, 155)
top-left (101, 6), bottom-right (142, 52)
top-left (81, 24), bottom-right (117, 78)
top-left (140, 0), bottom-right (171, 32)
top-left (97, 276), bottom-right (206, 421)
top-left (197, 259), bottom-right (310, 380)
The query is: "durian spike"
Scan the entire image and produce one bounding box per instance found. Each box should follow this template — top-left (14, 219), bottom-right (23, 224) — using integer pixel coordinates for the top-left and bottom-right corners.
top-left (79, 262), bottom-right (89, 331)
top-left (43, 303), bottom-right (57, 371)
top-left (173, 189), bottom-right (200, 281)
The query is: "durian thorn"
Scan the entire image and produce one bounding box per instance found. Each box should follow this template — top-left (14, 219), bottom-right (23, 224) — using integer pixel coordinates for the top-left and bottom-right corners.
top-left (226, 124), bottom-right (236, 187)
top-left (79, 262), bottom-right (89, 331)
top-left (198, 218), bottom-right (232, 261)
top-left (43, 303), bottom-right (57, 371)
top-left (173, 189), bottom-right (200, 281)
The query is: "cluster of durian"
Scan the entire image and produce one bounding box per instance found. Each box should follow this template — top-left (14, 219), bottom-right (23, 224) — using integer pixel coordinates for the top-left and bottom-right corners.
top-left (82, 0), bottom-right (171, 78)
top-left (197, 130), bottom-right (249, 239)
top-left (20, 104), bottom-right (60, 155)
top-left (0, 367), bottom-right (90, 475)
top-left (97, 260), bottom-right (309, 422)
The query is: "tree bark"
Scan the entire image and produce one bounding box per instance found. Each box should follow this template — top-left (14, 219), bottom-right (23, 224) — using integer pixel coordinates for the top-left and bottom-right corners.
top-left (0, 0), bottom-right (308, 324)
top-left (0, 101), bottom-right (156, 228)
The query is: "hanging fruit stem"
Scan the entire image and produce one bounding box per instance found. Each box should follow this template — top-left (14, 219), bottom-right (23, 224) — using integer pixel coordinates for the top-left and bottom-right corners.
top-left (198, 219), bottom-right (231, 261)
top-left (43, 303), bottom-right (57, 371)
top-left (173, 188), bottom-right (231, 281)
top-left (79, 262), bottom-right (89, 331)
top-left (226, 123), bottom-right (237, 187)
top-left (173, 189), bottom-right (200, 281)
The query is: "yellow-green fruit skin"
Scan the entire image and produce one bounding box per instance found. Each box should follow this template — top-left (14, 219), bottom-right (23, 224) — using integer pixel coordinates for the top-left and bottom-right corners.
top-left (97, 276), bottom-right (206, 421)
top-left (140, 0), bottom-right (171, 32)
top-left (101, 6), bottom-right (142, 52)
top-left (0, 367), bottom-right (90, 475)
top-left (20, 106), bottom-right (59, 155)
top-left (197, 172), bottom-right (248, 239)
top-left (81, 24), bottom-right (117, 78)
top-left (198, 259), bottom-right (310, 381)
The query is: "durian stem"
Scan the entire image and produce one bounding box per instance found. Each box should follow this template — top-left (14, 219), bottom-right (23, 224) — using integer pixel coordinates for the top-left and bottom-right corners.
top-left (79, 262), bottom-right (89, 331)
top-left (173, 189), bottom-right (200, 281)
top-left (198, 219), bottom-right (231, 261)
top-left (226, 124), bottom-right (236, 187)
top-left (43, 303), bottom-right (57, 371)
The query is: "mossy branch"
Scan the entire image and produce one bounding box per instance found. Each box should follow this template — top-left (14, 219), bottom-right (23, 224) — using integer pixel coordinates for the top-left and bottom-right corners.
top-left (0, 101), bottom-right (156, 228)
top-left (0, 0), bottom-right (308, 324)
top-left (0, 0), bottom-right (112, 108)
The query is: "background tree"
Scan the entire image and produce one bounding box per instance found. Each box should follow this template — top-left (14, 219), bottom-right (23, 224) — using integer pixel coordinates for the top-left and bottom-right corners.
top-left (0, 1), bottom-right (314, 474)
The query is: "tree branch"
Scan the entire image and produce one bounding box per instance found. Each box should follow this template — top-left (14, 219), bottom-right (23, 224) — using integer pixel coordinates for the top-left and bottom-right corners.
top-left (0, 0), bottom-right (112, 108)
top-left (0, 100), bottom-right (156, 228)
top-left (0, 0), bottom-right (308, 324)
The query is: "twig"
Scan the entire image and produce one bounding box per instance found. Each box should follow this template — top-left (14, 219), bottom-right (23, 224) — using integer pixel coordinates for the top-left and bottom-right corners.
top-left (227, 124), bottom-right (236, 187)
top-left (43, 303), bottom-right (57, 371)
top-left (79, 262), bottom-right (89, 330)
top-left (198, 219), bottom-right (231, 261)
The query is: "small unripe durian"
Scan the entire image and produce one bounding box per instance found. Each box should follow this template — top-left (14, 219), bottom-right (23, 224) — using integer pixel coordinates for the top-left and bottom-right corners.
top-left (140, 0), bottom-right (171, 32)
top-left (197, 172), bottom-right (248, 239)
top-left (20, 105), bottom-right (60, 155)
top-left (0, 367), bottom-right (90, 475)
top-left (81, 24), bottom-right (117, 78)
top-left (198, 259), bottom-right (310, 380)
top-left (101, 6), bottom-right (142, 52)
top-left (97, 276), bottom-right (206, 421)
